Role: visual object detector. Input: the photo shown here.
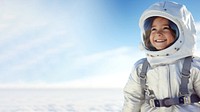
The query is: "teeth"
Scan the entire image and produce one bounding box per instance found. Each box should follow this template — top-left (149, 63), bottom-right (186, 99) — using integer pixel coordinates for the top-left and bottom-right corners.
top-left (155, 39), bottom-right (166, 42)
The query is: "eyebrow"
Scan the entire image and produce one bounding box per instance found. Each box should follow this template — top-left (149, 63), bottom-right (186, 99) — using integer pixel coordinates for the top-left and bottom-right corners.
top-left (152, 24), bottom-right (169, 27)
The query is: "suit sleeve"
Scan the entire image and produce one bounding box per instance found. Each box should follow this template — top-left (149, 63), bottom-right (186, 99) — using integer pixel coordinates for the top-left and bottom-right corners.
top-left (190, 57), bottom-right (200, 97)
top-left (192, 65), bottom-right (200, 97)
top-left (122, 60), bottom-right (145, 112)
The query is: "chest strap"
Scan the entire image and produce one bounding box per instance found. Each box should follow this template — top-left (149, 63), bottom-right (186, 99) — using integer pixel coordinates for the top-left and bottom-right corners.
top-left (139, 58), bottom-right (149, 92)
top-left (149, 94), bottom-right (200, 107)
top-left (180, 56), bottom-right (192, 95)
top-left (140, 56), bottom-right (200, 107)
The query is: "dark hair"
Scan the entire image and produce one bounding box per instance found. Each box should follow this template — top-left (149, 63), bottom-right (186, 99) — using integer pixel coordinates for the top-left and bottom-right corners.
top-left (143, 16), bottom-right (179, 51)
top-left (143, 17), bottom-right (157, 51)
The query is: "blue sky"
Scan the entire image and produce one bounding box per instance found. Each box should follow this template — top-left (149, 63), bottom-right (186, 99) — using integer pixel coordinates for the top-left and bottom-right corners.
top-left (0, 0), bottom-right (200, 88)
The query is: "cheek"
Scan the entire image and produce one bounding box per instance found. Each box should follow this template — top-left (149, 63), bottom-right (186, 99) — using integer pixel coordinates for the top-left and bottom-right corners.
top-left (149, 34), bottom-right (154, 43)
top-left (170, 38), bottom-right (175, 43)
top-left (166, 34), bottom-right (175, 43)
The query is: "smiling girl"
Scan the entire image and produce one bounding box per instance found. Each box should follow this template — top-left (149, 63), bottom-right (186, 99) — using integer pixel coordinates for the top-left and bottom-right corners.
top-left (122, 1), bottom-right (200, 112)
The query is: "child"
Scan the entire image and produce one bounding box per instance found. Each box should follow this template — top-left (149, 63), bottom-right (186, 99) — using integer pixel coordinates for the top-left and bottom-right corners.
top-left (122, 1), bottom-right (200, 112)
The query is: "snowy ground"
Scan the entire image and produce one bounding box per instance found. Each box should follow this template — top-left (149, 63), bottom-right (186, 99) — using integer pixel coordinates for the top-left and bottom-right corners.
top-left (0, 88), bottom-right (124, 112)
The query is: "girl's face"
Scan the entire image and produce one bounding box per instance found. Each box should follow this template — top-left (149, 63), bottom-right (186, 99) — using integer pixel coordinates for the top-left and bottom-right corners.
top-left (150, 17), bottom-right (175, 50)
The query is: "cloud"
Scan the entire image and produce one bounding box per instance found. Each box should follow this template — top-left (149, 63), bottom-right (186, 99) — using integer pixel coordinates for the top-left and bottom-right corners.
top-left (11, 43), bottom-right (74, 71)
top-left (74, 47), bottom-right (132, 67)
top-left (0, 0), bottom-right (145, 88)
top-left (194, 21), bottom-right (200, 56)
top-left (196, 22), bottom-right (200, 37)
top-left (0, 46), bottom-right (145, 88)
top-left (0, 1), bottom-right (83, 73)
top-left (65, 46), bottom-right (145, 88)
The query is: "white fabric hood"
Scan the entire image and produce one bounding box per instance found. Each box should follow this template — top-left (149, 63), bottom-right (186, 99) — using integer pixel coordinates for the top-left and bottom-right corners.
top-left (139, 1), bottom-right (197, 66)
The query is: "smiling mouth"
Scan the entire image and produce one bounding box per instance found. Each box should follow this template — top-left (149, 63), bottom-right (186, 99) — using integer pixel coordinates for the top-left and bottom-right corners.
top-left (155, 39), bottom-right (167, 43)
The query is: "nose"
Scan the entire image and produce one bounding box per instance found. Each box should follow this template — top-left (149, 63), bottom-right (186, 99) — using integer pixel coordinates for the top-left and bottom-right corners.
top-left (156, 30), bottom-right (162, 36)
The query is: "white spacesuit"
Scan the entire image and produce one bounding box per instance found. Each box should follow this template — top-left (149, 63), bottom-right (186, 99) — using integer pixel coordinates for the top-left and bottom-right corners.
top-left (123, 1), bottom-right (200, 112)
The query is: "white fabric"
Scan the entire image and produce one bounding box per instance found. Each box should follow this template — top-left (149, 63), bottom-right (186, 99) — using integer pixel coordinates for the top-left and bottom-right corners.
top-left (123, 1), bottom-right (200, 112)
top-left (123, 58), bottom-right (200, 112)
top-left (139, 1), bottom-right (196, 66)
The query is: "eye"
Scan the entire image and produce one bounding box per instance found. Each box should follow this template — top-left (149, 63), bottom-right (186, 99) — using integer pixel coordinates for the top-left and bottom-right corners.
top-left (151, 27), bottom-right (156, 31)
top-left (163, 26), bottom-right (170, 30)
